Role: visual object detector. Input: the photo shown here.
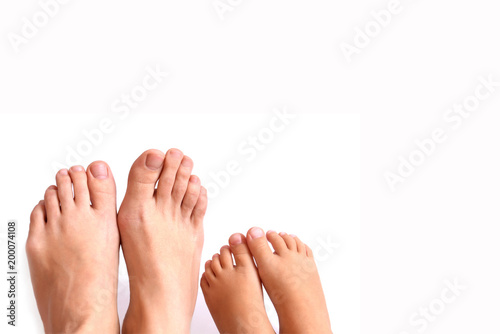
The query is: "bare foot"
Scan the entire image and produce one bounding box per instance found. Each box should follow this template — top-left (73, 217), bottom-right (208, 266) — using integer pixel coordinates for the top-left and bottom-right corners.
top-left (246, 228), bottom-right (332, 334)
top-left (201, 233), bottom-right (275, 334)
top-left (26, 163), bottom-right (120, 333)
top-left (118, 149), bottom-right (207, 334)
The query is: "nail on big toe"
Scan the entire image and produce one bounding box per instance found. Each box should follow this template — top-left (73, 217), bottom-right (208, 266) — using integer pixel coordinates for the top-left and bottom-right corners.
top-left (229, 234), bottom-right (243, 245)
top-left (146, 154), bottom-right (164, 170)
top-left (90, 163), bottom-right (108, 179)
top-left (249, 227), bottom-right (265, 239)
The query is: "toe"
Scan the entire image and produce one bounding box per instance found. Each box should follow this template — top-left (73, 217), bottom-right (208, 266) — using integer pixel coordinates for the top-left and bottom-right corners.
top-left (229, 233), bottom-right (254, 267)
top-left (204, 260), bottom-right (216, 282)
top-left (294, 235), bottom-right (307, 254)
top-left (219, 246), bottom-right (233, 268)
top-left (200, 273), bottom-right (210, 289)
top-left (211, 253), bottom-right (222, 274)
top-left (87, 161), bottom-right (116, 211)
top-left (192, 186), bottom-right (208, 224)
top-left (181, 175), bottom-right (201, 217)
top-left (246, 227), bottom-right (273, 266)
top-left (44, 186), bottom-right (60, 221)
top-left (69, 166), bottom-right (90, 205)
top-left (266, 231), bottom-right (288, 254)
top-left (280, 232), bottom-right (297, 251)
top-left (156, 148), bottom-right (184, 201)
top-left (305, 245), bottom-right (314, 258)
top-left (55, 169), bottom-right (74, 210)
top-left (29, 201), bottom-right (46, 232)
top-left (170, 155), bottom-right (194, 205)
top-left (124, 149), bottom-right (165, 202)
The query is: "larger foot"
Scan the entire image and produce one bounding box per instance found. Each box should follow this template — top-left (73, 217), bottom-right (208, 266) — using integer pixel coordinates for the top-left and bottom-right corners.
top-left (26, 162), bottom-right (120, 333)
top-left (118, 149), bottom-right (207, 334)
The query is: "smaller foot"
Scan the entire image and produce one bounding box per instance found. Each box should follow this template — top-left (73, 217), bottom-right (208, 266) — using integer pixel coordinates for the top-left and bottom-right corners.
top-left (201, 233), bottom-right (275, 334)
top-left (246, 228), bottom-right (332, 334)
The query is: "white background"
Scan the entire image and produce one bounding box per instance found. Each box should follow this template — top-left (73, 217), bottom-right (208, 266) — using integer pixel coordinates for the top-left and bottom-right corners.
top-left (1, 0), bottom-right (499, 333)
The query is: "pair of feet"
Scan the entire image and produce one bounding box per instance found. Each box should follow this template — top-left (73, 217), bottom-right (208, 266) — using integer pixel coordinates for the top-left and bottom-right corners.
top-left (27, 149), bottom-right (206, 333)
top-left (201, 228), bottom-right (332, 334)
top-left (26, 148), bottom-right (332, 333)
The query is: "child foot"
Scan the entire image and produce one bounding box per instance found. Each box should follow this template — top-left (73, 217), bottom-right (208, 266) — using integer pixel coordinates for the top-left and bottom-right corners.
top-left (201, 233), bottom-right (275, 334)
top-left (246, 228), bottom-right (332, 334)
top-left (118, 149), bottom-right (207, 334)
top-left (26, 163), bottom-right (120, 333)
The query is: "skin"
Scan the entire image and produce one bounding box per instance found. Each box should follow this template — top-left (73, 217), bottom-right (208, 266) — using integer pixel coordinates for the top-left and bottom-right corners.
top-left (117, 149), bottom-right (207, 334)
top-left (26, 162), bottom-right (120, 334)
top-left (246, 227), bottom-right (333, 334)
top-left (201, 233), bottom-right (275, 334)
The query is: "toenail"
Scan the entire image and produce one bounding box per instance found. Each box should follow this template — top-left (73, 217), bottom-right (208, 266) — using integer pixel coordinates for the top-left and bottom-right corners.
top-left (249, 227), bottom-right (265, 239)
top-left (145, 154), bottom-right (164, 170)
top-left (289, 234), bottom-right (297, 238)
top-left (267, 230), bottom-right (276, 235)
top-left (71, 165), bottom-right (84, 172)
top-left (59, 169), bottom-right (68, 176)
top-left (279, 232), bottom-right (287, 236)
top-left (169, 149), bottom-right (182, 158)
top-left (181, 157), bottom-right (193, 167)
top-left (90, 163), bottom-right (108, 179)
top-left (189, 175), bottom-right (199, 183)
top-left (229, 234), bottom-right (243, 245)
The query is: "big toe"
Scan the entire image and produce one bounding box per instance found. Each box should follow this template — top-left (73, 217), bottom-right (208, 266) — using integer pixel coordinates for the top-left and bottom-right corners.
top-left (229, 233), bottom-right (254, 267)
top-left (124, 149), bottom-right (165, 202)
top-left (246, 227), bottom-right (273, 266)
top-left (87, 161), bottom-right (117, 211)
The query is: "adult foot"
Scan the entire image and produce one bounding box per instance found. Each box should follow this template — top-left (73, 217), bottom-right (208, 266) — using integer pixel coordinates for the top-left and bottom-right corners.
top-left (26, 163), bottom-right (120, 333)
top-left (118, 149), bottom-right (207, 334)
top-left (246, 228), bottom-right (332, 334)
top-left (201, 233), bottom-right (275, 334)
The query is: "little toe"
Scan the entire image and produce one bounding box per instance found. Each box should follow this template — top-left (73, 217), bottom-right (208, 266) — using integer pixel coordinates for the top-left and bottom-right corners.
top-left (200, 273), bottom-right (210, 289)
top-left (280, 232), bottom-right (297, 251)
top-left (246, 227), bottom-right (273, 266)
top-left (306, 245), bottom-right (314, 258)
top-left (87, 161), bottom-right (116, 212)
top-left (219, 246), bottom-right (233, 269)
top-left (170, 155), bottom-right (194, 205)
top-left (44, 186), bottom-right (60, 221)
top-left (69, 165), bottom-right (90, 206)
top-left (204, 260), bottom-right (216, 282)
top-left (124, 149), bottom-right (165, 202)
top-left (266, 231), bottom-right (288, 254)
top-left (29, 201), bottom-right (46, 233)
top-left (181, 175), bottom-right (201, 217)
top-left (294, 235), bottom-right (307, 254)
top-left (156, 148), bottom-right (184, 201)
top-left (211, 253), bottom-right (223, 274)
top-left (55, 169), bottom-right (73, 209)
top-left (229, 233), bottom-right (254, 267)
top-left (192, 187), bottom-right (208, 225)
